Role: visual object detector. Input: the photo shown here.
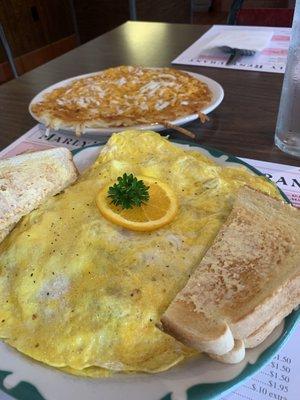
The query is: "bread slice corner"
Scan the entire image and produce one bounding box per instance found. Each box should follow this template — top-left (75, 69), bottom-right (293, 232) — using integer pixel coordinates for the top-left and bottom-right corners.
top-left (0, 147), bottom-right (78, 242)
top-left (209, 339), bottom-right (245, 364)
top-left (161, 300), bottom-right (234, 355)
top-left (161, 186), bottom-right (300, 362)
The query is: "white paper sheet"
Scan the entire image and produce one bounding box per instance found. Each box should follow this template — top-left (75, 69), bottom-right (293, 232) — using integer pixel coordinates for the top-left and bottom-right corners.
top-left (172, 25), bottom-right (291, 73)
top-left (223, 325), bottom-right (300, 400)
top-left (0, 125), bottom-right (299, 400)
top-left (203, 29), bottom-right (273, 52)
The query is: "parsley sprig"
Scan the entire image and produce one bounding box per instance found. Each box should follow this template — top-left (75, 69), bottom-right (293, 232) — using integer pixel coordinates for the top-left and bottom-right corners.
top-left (108, 173), bottom-right (150, 209)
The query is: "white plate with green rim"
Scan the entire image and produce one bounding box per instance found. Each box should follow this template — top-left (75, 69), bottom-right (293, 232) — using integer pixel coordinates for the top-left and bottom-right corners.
top-left (0, 139), bottom-right (298, 400)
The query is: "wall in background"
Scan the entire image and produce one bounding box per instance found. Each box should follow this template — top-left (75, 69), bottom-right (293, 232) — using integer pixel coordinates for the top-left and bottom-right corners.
top-left (1, 0), bottom-right (190, 82)
top-left (73, 0), bottom-right (191, 44)
top-left (0, 0), bottom-right (75, 82)
top-left (0, 0), bottom-right (295, 83)
top-left (72, 0), bottom-right (130, 44)
top-left (135, 0), bottom-right (191, 24)
top-left (214, 0), bottom-right (291, 11)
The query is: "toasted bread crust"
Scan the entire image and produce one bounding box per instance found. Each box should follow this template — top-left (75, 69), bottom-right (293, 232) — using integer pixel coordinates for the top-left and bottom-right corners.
top-left (244, 303), bottom-right (298, 349)
top-left (161, 187), bottom-right (300, 362)
top-left (209, 340), bottom-right (245, 364)
top-left (161, 301), bottom-right (234, 355)
top-left (0, 148), bottom-right (78, 241)
top-left (0, 223), bottom-right (15, 243)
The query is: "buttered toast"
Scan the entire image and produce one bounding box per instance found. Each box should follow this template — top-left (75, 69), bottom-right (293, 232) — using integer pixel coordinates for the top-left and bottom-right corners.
top-left (161, 187), bottom-right (300, 360)
top-left (0, 148), bottom-right (78, 242)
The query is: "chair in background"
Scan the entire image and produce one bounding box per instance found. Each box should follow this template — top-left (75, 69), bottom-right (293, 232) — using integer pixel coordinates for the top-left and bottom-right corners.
top-left (0, 23), bottom-right (18, 79)
top-left (0, 1), bottom-right (77, 84)
top-left (227, 0), bottom-right (294, 27)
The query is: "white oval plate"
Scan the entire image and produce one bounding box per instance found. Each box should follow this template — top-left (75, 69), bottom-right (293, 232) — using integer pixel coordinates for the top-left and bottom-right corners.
top-left (0, 140), bottom-right (298, 400)
top-left (29, 70), bottom-right (224, 136)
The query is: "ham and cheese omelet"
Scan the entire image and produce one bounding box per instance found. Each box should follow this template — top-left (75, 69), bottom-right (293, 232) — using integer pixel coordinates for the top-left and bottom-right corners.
top-left (0, 131), bottom-right (280, 377)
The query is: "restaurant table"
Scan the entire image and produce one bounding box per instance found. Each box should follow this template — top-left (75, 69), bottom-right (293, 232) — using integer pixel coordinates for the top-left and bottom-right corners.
top-left (0, 20), bottom-right (299, 400)
top-left (0, 21), bottom-right (299, 166)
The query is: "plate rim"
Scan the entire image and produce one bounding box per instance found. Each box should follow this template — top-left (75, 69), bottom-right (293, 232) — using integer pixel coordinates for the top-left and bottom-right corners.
top-left (71, 139), bottom-right (299, 400)
top-left (1, 139), bottom-right (299, 400)
top-left (28, 68), bottom-right (224, 135)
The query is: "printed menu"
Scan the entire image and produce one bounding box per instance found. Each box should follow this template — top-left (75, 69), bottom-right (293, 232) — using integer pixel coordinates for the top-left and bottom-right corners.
top-left (223, 326), bottom-right (299, 400)
top-left (0, 125), bottom-right (299, 400)
top-left (172, 25), bottom-right (291, 74)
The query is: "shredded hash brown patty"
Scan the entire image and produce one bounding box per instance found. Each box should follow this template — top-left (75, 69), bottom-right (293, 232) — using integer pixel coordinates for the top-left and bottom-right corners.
top-left (30, 66), bottom-right (212, 135)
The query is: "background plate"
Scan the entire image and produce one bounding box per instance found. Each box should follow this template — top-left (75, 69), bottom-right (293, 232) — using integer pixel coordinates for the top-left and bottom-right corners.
top-left (29, 70), bottom-right (224, 136)
top-left (0, 139), bottom-right (298, 400)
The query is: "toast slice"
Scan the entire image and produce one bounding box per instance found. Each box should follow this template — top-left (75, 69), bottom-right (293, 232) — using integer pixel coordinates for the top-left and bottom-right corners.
top-left (210, 314), bottom-right (284, 364)
top-left (0, 223), bottom-right (15, 243)
top-left (244, 304), bottom-right (296, 349)
top-left (208, 315), bottom-right (282, 364)
top-left (209, 297), bottom-right (297, 363)
top-left (161, 187), bottom-right (300, 357)
top-left (209, 339), bottom-right (245, 364)
top-left (0, 148), bottom-right (78, 241)
top-left (211, 308), bottom-right (289, 364)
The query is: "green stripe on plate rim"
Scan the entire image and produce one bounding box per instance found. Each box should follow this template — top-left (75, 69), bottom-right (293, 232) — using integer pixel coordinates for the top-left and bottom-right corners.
top-left (1, 139), bottom-right (298, 400)
top-left (73, 139), bottom-right (299, 399)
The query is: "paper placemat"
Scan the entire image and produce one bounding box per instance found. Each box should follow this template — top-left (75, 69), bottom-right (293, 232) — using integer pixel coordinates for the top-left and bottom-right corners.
top-left (172, 25), bottom-right (291, 74)
top-left (0, 125), bottom-right (299, 400)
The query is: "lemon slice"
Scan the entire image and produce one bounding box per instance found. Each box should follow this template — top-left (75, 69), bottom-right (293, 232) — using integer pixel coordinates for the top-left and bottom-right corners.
top-left (96, 176), bottom-right (178, 231)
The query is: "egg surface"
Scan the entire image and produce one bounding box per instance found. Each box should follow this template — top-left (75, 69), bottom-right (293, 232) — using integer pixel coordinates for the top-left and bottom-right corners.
top-left (0, 131), bottom-right (280, 376)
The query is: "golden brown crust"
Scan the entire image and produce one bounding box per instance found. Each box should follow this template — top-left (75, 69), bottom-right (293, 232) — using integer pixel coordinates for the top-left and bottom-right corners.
top-left (161, 187), bottom-right (300, 359)
top-left (30, 66), bottom-right (212, 132)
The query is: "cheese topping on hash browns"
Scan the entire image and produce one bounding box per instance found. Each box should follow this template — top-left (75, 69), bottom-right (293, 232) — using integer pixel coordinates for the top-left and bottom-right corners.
top-left (30, 66), bottom-right (212, 134)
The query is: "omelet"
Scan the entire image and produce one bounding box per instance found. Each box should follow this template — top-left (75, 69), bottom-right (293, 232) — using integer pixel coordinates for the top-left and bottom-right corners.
top-left (0, 131), bottom-right (280, 376)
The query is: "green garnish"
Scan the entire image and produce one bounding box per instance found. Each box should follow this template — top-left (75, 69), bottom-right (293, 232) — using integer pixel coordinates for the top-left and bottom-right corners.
top-left (108, 173), bottom-right (150, 209)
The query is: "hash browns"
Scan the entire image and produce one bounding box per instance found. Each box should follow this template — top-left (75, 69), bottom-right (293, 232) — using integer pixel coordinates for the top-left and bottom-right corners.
top-left (30, 66), bottom-right (212, 135)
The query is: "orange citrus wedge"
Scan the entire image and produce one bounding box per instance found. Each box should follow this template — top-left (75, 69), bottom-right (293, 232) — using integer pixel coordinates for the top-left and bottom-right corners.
top-left (96, 176), bottom-right (178, 232)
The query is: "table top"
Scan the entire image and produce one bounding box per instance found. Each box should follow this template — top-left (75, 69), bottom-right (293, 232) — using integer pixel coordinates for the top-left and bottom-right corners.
top-left (0, 21), bottom-right (298, 166)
